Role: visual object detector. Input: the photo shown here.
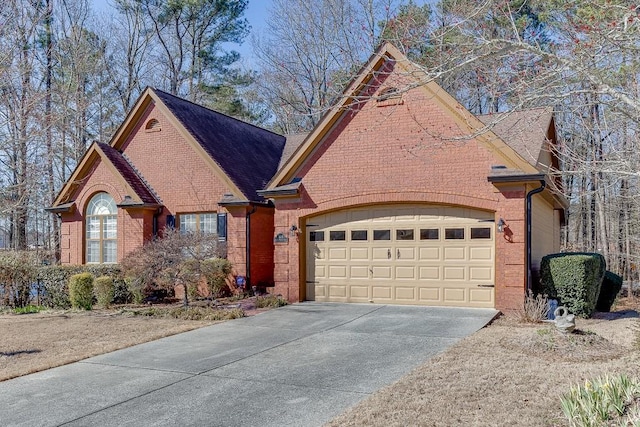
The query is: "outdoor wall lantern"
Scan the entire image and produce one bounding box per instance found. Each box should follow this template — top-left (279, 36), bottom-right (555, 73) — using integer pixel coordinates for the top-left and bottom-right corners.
top-left (497, 218), bottom-right (506, 233)
top-left (289, 225), bottom-right (299, 237)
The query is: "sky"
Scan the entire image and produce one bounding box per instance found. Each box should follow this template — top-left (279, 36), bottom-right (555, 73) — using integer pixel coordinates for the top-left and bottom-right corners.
top-left (91, 0), bottom-right (431, 68)
top-left (92, 0), bottom-right (271, 67)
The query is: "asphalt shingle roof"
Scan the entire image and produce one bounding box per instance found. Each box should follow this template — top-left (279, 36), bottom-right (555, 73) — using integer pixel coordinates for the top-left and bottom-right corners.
top-left (478, 106), bottom-right (554, 169)
top-left (97, 143), bottom-right (159, 204)
top-left (154, 89), bottom-right (286, 201)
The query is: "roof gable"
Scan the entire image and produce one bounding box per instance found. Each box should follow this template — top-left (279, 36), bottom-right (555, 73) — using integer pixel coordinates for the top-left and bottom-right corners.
top-left (52, 142), bottom-right (160, 207)
top-left (478, 107), bottom-right (555, 170)
top-left (151, 89), bottom-right (286, 201)
top-left (267, 42), bottom-right (539, 189)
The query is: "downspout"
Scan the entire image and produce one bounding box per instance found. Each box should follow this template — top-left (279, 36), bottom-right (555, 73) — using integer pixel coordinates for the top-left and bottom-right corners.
top-left (526, 180), bottom-right (546, 292)
top-left (246, 205), bottom-right (257, 286)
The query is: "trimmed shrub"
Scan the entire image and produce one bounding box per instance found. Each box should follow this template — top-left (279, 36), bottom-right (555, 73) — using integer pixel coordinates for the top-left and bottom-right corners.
top-left (94, 276), bottom-right (115, 308)
top-left (68, 273), bottom-right (94, 310)
top-left (39, 264), bottom-right (124, 308)
top-left (595, 271), bottom-right (623, 312)
top-left (540, 252), bottom-right (605, 318)
top-left (202, 258), bottom-right (233, 298)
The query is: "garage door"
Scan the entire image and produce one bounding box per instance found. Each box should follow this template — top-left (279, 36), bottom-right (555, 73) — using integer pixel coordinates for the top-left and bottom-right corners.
top-left (305, 205), bottom-right (495, 307)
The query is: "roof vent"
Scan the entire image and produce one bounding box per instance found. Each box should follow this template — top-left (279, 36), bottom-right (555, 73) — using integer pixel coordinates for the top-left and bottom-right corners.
top-left (145, 119), bottom-right (161, 132)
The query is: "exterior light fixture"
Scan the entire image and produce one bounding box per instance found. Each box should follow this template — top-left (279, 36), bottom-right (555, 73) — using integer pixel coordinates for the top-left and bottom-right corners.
top-left (497, 218), bottom-right (506, 233)
top-left (289, 225), bottom-right (299, 237)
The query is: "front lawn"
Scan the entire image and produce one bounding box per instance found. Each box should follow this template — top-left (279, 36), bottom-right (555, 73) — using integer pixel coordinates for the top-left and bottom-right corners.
top-left (328, 298), bottom-right (640, 427)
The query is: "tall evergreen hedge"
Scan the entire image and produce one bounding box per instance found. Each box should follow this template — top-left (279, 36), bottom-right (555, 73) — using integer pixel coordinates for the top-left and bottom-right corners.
top-left (540, 252), bottom-right (605, 318)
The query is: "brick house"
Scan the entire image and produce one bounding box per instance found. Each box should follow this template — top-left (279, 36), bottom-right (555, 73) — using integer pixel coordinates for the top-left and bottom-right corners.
top-left (47, 88), bottom-right (285, 287)
top-left (48, 43), bottom-right (566, 311)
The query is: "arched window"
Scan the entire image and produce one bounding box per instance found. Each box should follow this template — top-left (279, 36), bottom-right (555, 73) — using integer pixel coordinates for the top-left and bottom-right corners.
top-left (86, 193), bottom-right (117, 263)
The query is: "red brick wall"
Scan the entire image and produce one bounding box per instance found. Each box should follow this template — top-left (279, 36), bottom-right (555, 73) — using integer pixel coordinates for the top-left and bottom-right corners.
top-left (249, 206), bottom-right (275, 286)
top-left (271, 62), bottom-right (534, 311)
top-left (59, 101), bottom-right (257, 280)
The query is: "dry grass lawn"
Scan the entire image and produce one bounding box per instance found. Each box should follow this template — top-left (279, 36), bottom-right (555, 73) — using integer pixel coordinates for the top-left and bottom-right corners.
top-left (328, 300), bottom-right (640, 427)
top-left (0, 308), bottom-right (216, 382)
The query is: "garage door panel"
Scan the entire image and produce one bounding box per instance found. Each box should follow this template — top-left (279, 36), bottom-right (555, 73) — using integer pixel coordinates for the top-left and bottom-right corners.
top-left (306, 205), bottom-right (495, 308)
top-left (328, 265), bottom-right (347, 278)
top-left (443, 266), bottom-right (465, 280)
top-left (470, 288), bottom-right (493, 303)
top-left (349, 265), bottom-right (369, 279)
top-left (350, 247), bottom-right (369, 260)
top-left (328, 247), bottom-right (347, 260)
top-left (372, 266), bottom-right (392, 279)
top-left (470, 246), bottom-right (492, 260)
top-left (470, 266), bottom-right (492, 281)
top-left (419, 287), bottom-right (440, 302)
top-left (444, 247), bottom-right (465, 261)
top-left (312, 284), bottom-right (325, 298)
top-left (396, 247), bottom-right (415, 260)
top-left (419, 247), bottom-right (440, 261)
top-left (444, 288), bottom-right (466, 302)
top-left (395, 266), bottom-right (415, 279)
top-left (372, 247), bottom-right (392, 260)
top-left (349, 286), bottom-right (369, 299)
top-left (395, 287), bottom-right (416, 300)
top-left (329, 285), bottom-right (347, 298)
top-left (419, 266), bottom-right (440, 280)
top-left (372, 286), bottom-right (392, 299)
top-left (311, 246), bottom-right (325, 260)
top-left (313, 265), bottom-right (326, 278)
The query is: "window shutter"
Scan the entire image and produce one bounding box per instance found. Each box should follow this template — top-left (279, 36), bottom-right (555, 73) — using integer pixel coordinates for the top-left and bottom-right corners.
top-left (217, 213), bottom-right (227, 241)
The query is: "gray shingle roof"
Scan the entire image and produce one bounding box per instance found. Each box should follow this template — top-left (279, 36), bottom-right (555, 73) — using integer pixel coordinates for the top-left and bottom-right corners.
top-left (154, 89), bottom-right (286, 201)
top-left (97, 143), bottom-right (160, 205)
top-left (478, 107), bottom-right (554, 169)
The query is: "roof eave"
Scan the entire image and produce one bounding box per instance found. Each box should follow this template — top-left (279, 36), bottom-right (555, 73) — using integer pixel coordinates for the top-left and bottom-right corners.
top-left (487, 173), bottom-right (546, 184)
top-left (45, 202), bottom-right (76, 214)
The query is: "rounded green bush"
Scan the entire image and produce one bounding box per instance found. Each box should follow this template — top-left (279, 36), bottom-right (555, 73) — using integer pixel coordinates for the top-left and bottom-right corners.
top-left (94, 276), bottom-right (115, 308)
top-left (68, 272), bottom-right (94, 310)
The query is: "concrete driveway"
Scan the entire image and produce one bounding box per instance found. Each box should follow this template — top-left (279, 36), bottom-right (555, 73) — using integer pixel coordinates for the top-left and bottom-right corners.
top-left (1, 302), bottom-right (497, 427)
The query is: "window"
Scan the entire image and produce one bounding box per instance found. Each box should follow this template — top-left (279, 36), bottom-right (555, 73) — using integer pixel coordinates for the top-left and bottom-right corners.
top-left (351, 230), bottom-right (368, 241)
top-left (330, 231), bottom-right (346, 241)
top-left (373, 230), bottom-right (391, 240)
top-left (309, 231), bottom-right (325, 241)
top-left (420, 228), bottom-right (439, 240)
top-left (396, 229), bottom-right (414, 240)
top-left (471, 227), bottom-right (492, 239)
top-left (445, 228), bottom-right (465, 240)
top-left (178, 213), bottom-right (218, 234)
top-left (86, 193), bottom-right (117, 264)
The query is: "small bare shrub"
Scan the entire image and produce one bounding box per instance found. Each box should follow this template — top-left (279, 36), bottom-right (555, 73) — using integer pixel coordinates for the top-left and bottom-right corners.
top-left (121, 228), bottom-right (226, 306)
top-left (68, 273), bottom-right (94, 310)
top-left (94, 276), bottom-right (115, 308)
top-left (518, 290), bottom-right (549, 323)
top-left (202, 258), bottom-right (232, 297)
top-left (0, 251), bottom-right (41, 308)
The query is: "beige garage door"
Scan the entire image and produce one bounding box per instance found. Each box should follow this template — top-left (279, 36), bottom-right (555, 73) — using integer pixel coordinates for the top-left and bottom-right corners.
top-left (305, 205), bottom-right (495, 308)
